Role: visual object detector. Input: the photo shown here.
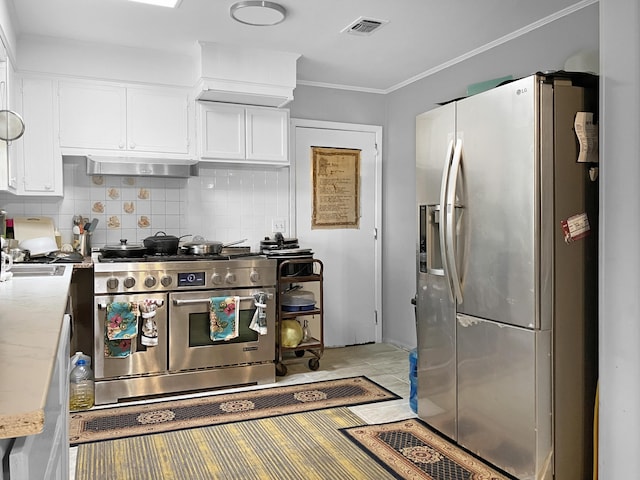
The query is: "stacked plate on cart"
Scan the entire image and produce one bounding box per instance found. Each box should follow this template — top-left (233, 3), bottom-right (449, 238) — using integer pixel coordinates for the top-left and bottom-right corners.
top-left (281, 289), bottom-right (315, 311)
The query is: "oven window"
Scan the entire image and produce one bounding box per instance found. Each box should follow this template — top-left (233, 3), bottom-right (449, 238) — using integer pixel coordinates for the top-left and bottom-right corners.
top-left (188, 308), bottom-right (259, 346)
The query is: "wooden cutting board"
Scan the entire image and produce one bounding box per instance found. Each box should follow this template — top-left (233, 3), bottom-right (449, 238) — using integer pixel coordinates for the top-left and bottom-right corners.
top-left (13, 216), bottom-right (56, 243)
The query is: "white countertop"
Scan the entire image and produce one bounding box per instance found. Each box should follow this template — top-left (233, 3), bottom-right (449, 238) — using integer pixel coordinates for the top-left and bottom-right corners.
top-left (0, 265), bottom-right (73, 438)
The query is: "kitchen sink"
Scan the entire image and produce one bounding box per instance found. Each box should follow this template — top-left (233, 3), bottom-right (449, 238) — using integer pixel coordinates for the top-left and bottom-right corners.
top-left (10, 264), bottom-right (67, 277)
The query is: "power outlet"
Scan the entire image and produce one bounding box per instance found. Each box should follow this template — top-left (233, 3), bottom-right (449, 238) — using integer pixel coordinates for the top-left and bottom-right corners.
top-left (272, 218), bottom-right (287, 233)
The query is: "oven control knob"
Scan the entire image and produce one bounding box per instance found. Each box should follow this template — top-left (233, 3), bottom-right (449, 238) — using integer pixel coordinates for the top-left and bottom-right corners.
top-left (144, 276), bottom-right (157, 288)
top-left (225, 271), bottom-right (236, 284)
top-left (123, 276), bottom-right (136, 289)
top-left (250, 270), bottom-right (260, 283)
top-left (106, 277), bottom-right (119, 290)
top-left (211, 272), bottom-right (222, 285)
top-left (160, 275), bottom-right (172, 287)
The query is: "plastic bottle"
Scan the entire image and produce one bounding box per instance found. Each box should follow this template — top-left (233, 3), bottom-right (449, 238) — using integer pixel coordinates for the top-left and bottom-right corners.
top-left (69, 358), bottom-right (95, 410)
top-left (70, 351), bottom-right (91, 371)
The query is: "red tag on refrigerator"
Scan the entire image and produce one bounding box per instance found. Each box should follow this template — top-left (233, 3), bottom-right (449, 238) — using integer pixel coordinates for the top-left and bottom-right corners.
top-left (561, 212), bottom-right (591, 243)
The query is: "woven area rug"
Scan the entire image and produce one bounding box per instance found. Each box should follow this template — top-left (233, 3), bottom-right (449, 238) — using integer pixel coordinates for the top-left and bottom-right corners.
top-left (70, 376), bottom-right (399, 445)
top-left (342, 419), bottom-right (517, 480)
top-left (75, 407), bottom-right (399, 480)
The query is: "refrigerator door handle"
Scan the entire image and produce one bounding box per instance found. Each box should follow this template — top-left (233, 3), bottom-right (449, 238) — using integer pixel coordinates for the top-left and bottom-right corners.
top-left (445, 138), bottom-right (464, 304)
top-left (439, 139), bottom-right (455, 302)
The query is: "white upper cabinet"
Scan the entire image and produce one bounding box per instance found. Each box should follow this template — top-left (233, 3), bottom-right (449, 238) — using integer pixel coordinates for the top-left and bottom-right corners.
top-left (199, 102), bottom-right (245, 160)
top-left (245, 107), bottom-right (289, 163)
top-left (59, 82), bottom-right (126, 150)
top-left (198, 102), bottom-right (288, 165)
top-left (58, 81), bottom-right (193, 158)
top-left (16, 76), bottom-right (63, 196)
top-left (127, 87), bottom-right (191, 154)
top-left (6, 58), bottom-right (20, 191)
top-left (0, 40), bottom-right (18, 193)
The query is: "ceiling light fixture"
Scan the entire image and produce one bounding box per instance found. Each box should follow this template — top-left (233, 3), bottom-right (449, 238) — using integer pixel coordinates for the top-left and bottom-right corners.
top-left (230, 1), bottom-right (286, 26)
top-left (127, 0), bottom-right (182, 8)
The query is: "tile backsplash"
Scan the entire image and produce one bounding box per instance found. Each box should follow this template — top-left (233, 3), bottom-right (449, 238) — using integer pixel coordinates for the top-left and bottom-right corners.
top-left (0, 157), bottom-right (290, 251)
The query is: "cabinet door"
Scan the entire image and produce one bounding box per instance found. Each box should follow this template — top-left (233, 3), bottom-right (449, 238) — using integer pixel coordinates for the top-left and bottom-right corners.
top-left (127, 87), bottom-right (191, 155)
top-left (198, 102), bottom-right (245, 160)
top-left (18, 77), bottom-right (63, 195)
top-left (246, 107), bottom-right (289, 164)
top-left (0, 46), bottom-right (18, 192)
top-left (10, 315), bottom-right (70, 480)
top-left (0, 46), bottom-right (8, 192)
top-left (6, 57), bottom-right (18, 190)
top-left (59, 81), bottom-right (126, 150)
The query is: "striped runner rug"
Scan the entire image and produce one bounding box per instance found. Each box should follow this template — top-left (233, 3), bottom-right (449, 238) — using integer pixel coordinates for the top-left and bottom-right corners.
top-left (75, 408), bottom-right (397, 480)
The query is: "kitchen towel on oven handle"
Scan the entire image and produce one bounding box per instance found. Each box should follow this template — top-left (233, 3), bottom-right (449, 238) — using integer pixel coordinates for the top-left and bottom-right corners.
top-left (210, 296), bottom-right (240, 341)
top-left (140, 299), bottom-right (164, 346)
top-left (104, 301), bottom-right (140, 358)
top-left (249, 292), bottom-right (268, 335)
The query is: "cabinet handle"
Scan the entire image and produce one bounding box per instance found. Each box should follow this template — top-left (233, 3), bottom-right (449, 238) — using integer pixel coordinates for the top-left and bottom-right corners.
top-left (130, 143), bottom-right (136, 149)
top-left (119, 143), bottom-right (125, 149)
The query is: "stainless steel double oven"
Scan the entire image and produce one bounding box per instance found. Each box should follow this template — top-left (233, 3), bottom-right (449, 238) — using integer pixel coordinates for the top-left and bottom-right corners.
top-left (92, 253), bottom-right (276, 405)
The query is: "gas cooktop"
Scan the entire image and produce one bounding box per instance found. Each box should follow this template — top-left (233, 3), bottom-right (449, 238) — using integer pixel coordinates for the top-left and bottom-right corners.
top-left (94, 252), bottom-right (264, 263)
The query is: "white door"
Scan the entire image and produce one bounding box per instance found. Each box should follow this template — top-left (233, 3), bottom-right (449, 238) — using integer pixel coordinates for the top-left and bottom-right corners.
top-left (292, 119), bottom-right (382, 347)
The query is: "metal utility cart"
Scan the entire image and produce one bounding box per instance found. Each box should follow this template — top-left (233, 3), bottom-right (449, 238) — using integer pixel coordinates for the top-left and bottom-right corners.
top-left (275, 258), bottom-right (323, 376)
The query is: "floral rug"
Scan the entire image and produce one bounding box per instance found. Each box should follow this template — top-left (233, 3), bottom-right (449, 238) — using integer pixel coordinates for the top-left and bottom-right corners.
top-left (342, 419), bottom-right (517, 480)
top-left (69, 376), bottom-right (399, 445)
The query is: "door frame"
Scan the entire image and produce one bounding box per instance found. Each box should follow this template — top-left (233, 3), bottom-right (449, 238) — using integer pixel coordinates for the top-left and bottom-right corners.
top-left (290, 118), bottom-right (383, 343)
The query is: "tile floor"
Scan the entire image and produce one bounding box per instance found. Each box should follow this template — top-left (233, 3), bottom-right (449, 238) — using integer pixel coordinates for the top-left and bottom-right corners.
top-left (69, 342), bottom-right (417, 479)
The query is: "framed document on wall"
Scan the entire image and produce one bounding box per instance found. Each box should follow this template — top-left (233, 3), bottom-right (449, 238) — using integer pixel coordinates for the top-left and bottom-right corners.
top-left (311, 146), bottom-right (360, 229)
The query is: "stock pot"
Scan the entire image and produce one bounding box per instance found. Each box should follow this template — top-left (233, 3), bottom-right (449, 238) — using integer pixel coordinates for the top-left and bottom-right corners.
top-left (143, 232), bottom-right (191, 255)
top-left (180, 238), bottom-right (247, 256)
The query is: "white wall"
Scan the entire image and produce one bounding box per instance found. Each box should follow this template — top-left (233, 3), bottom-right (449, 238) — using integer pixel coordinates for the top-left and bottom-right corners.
top-left (290, 84), bottom-right (386, 126)
top-left (383, 3), bottom-right (599, 348)
top-left (599, 0), bottom-right (640, 476)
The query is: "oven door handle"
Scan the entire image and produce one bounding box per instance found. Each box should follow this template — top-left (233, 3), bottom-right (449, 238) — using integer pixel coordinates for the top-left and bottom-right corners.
top-left (97, 299), bottom-right (165, 310)
top-left (172, 293), bottom-right (273, 306)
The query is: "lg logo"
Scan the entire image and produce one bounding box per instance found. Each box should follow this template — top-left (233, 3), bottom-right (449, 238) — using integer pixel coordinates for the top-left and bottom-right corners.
top-left (516, 88), bottom-right (528, 95)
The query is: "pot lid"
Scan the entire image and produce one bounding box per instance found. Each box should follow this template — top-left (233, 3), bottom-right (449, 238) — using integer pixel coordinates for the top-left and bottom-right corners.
top-left (182, 239), bottom-right (223, 247)
top-left (103, 239), bottom-right (147, 251)
top-left (144, 231), bottom-right (181, 242)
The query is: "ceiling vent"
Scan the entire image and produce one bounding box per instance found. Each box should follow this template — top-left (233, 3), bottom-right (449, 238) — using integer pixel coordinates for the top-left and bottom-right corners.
top-left (341, 16), bottom-right (389, 36)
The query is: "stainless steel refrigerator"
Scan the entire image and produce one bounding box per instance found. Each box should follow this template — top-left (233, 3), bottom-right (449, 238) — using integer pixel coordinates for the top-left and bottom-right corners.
top-left (415, 73), bottom-right (598, 480)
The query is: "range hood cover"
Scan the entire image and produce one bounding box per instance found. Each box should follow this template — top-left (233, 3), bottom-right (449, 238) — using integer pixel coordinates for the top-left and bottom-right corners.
top-left (196, 42), bottom-right (300, 108)
top-left (77, 155), bottom-right (199, 178)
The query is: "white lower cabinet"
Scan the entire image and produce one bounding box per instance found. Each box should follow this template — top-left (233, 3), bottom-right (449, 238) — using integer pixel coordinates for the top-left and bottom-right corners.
top-left (198, 102), bottom-right (289, 165)
top-left (9, 315), bottom-right (70, 480)
top-left (15, 76), bottom-right (63, 196)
